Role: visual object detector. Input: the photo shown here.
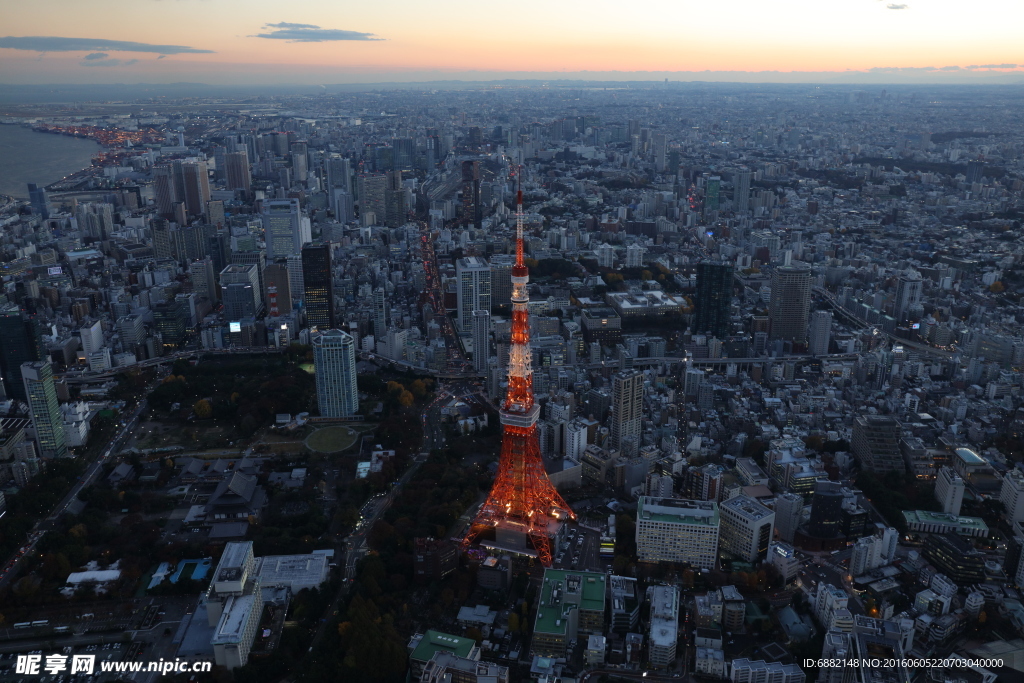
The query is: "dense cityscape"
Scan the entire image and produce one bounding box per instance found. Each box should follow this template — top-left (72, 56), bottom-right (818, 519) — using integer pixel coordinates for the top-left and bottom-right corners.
top-left (0, 82), bottom-right (1021, 683)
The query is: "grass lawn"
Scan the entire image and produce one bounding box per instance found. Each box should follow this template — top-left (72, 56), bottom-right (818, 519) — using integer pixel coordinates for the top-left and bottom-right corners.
top-left (305, 426), bottom-right (358, 453)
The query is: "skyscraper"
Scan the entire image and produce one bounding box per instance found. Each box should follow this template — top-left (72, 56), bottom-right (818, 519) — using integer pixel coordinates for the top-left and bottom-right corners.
top-left (180, 160), bottom-right (211, 217)
top-left (262, 198), bottom-right (309, 259)
top-left (27, 183), bottom-right (50, 219)
top-left (472, 309), bottom-right (490, 373)
top-left (373, 287), bottom-right (387, 340)
top-left (456, 256), bottom-right (491, 334)
top-left (734, 169), bottom-right (751, 214)
top-left (774, 492), bottom-right (804, 543)
top-left (852, 415), bottom-right (904, 474)
top-left (302, 244), bottom-right (335, 330)
top-left (384, 169), bottom-right (407, 228)
top-left (0, 307), bottom-right (42, 402)
top-left (610, 370), bottom-right (643, 457)
top-left (219, 264), bottom-right (263, 320)
top-left (22, 360), bottom-right (67, 458)
top-left (357, 173), bottom-right (387, 224)
top-left (225, 150), bottom-right (252, 193)
top-left (719, 495), bottom-right (775, 562)
top-left (894, 270), bottom-right (923, 322)
top-left (807, 310), bottom-right (832, 356)
top-left (694, 261), bottom-right (733, 339)
top-left (313, 330), bottom-right (358, 418)
top-left (768, 266), bottom-right (811, 343)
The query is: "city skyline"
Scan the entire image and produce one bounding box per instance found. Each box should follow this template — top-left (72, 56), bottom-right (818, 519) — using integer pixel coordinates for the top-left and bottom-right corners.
top-left (2, 0), bottom-right (1024, 85)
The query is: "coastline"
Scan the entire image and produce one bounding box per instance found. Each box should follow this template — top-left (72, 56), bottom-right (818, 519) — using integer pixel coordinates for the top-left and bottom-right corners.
top-left (0, 124), bottom-right (100, 200)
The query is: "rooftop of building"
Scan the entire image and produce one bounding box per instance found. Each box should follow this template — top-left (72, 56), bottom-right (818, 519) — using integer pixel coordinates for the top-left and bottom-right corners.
top-left (721, 494), bottom-right (773, 521)
top-left (534, 569), bottom-right (606, 635)
top-left (637, 496), bottom-right (719, 526)
top-left (903, 509), bottom-right (988, 531)
top-left (410, 631), bottom-right (477, 664)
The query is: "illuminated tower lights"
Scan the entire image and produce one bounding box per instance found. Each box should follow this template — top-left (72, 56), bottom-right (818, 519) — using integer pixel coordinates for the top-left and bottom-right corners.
top-left (462, 169), bottom-right (575, 565)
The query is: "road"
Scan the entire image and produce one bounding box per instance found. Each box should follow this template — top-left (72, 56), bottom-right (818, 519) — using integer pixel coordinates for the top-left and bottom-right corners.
top-left (0, 399), bottom-right (148, 589)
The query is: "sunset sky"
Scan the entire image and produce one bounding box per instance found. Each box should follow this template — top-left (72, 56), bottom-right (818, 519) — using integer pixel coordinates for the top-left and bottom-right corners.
top-left (2, 0), bottom-right (1023, 84)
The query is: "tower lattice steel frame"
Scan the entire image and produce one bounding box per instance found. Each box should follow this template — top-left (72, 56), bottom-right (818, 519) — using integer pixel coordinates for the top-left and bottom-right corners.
top-left (461, 169), bottom-right (575, 566)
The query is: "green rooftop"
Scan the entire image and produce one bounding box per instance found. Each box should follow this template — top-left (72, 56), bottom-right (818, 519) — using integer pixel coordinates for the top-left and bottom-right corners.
top-left (534, 569), bottom-right (606, 636)
top-left (637, 496), bottom-right (720, 526)
top-left (903, 510), bottom-right (988, 532)
top-left (410, 630), bottom-right (476, 663)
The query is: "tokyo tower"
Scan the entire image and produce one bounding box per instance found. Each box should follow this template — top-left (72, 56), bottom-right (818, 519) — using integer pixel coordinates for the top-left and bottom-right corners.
top-left (462, 171), bottom-right (575, 566)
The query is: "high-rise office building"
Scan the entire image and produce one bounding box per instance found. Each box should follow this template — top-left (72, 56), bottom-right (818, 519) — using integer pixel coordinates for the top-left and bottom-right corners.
top-left (22, 360), bottom-right (67, 458)
top-left (694, 262), bottom-right (733, 339)
top-left (652, 133), bottom-right (667, 173)
top-left (734, 169), bottom-right (751, 214)
top-left (191, 258), bottom-right (218, 303)
top-left (286, 253), bottom-right (304, 306)
top-left (489, 254), bottom-right (515, 307)
top-left (808, 310), bottom-right (832, 356)
top-left (894, 270), bottom-right (923, 322)
top-left (27, 183), bottom-right (50, 219)
top-left (262, 198), bottom-right (309, 259)
top-left (610, 370), bottom-right (643, 457)
top-left (808, 481), bottom-right (844, 539)
top-left (719, 495), bottom-right (775, 562)
top-left (225, 150), bottom-right (252, 193)
top-left (373, 287), bottom-right (388, 340)
top-left (384, 170), bottom-right (407, 228)
top-left (999, 468), bottom-right (1024, 523)
top-left (456, 256), bottom-right (491, 334)
top-left (180, 160), bottom-right (211, 217)
top-left (646, 585), bottom-right (678, 668)
top-left (152, 166), bottom-right (178, 216)
top-left (705, 176), bottom-right (720, 211)
top-left (0, 307), bottom-right (42, 402)
top-left (313, 330), bottom-right (358, 418)
top-left (302, 244), bottom-right (335, 330)
top-left (852, 415), bottom-right (904, 474)
top-left (769, 266), bottom-right (811, 343)
top-left (472, 309), bottom-right (490, 373)
top-left (934, 466), bottom-right (964, 517)
top-left (357, 173), bottom-right (387, 224)
top-left (635, 496), bottom-right (720, 570)
top-left (220, 264), bottom-right (263, 320)
top-left (774, 492), bottom-right (803, 543)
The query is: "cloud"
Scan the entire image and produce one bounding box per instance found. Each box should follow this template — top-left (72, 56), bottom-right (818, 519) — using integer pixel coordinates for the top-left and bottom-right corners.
top-left (264, 22), bottom-right (320, 30)
top-left (979, 63), bottom-right (1017, 68)
top-left (0, 36), bottom-right (214, 54)
top-left (252, 23), bottom-right (381, 42)
top-left (80, 58), bottom-right (139, 68)
top-left (83, 52), bottom-right (108, 60)
top-left (940, 65), bottom-right (961, 71)
top-left (886, 3), bottom-right (908, 8)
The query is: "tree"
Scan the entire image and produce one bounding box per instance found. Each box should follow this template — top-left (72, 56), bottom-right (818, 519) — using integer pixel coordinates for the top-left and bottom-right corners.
top-left (193, 399), bottom-right (212, 419)
top-left (409, 380), bottom-right (428, 399)
top-left (508, 612), bottom-right (520, 633)
top-left (398, 390), bottom-right (415, 408)
top-left (990, 281), bottom-right (1005, 293)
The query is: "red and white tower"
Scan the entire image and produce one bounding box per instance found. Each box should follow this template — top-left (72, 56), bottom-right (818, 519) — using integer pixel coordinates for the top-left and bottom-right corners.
top-left (462, 170), bottom-right (575, 566)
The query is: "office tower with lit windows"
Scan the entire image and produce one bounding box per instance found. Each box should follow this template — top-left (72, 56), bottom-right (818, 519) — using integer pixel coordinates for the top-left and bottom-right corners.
top-left (313, 330), bottom-right (358, 418)
top-left (635, 496), bottom-right (720, 570)
top-left (302, 244), bottom-right (335, 330)
top-left (22, 360), bottom-right (67, 458)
